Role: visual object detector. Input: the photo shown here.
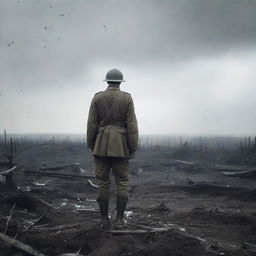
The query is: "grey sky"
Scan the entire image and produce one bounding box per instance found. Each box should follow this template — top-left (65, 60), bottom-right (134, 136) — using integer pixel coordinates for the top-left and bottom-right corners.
top-left (0, 0), bottom-right (256, 135)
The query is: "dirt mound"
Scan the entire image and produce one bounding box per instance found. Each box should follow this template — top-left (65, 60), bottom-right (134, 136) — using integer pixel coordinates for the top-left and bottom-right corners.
top-left (79, 229), bottom-right (206, 256)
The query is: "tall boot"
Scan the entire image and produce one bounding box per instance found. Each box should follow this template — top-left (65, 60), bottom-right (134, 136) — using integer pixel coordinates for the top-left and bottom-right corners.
top-left (115, 198), bottom-right (128, 229)
top-left (97, 198), bottom-right (111, 230)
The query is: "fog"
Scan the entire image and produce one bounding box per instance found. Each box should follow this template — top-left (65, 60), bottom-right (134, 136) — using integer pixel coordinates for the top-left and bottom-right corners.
top-left (1, 0), bottom-right (256, 135)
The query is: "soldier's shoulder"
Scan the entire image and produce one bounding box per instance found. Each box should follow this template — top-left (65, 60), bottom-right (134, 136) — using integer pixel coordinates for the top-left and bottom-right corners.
top-left (95, 91), bottom-right (103, 96)
top-left (121, 90), bottom-right (131, 96)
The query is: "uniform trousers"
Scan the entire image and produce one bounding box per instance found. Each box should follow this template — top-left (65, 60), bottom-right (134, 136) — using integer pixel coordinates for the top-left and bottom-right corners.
top-left (94, 156), bottom-right (129, 201)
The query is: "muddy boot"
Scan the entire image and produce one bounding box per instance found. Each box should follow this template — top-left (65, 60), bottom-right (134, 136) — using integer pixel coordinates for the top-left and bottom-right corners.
top-left (114, 198), bottom-right (128, 229)
top-left (97, 198), bottom-right (111, 230)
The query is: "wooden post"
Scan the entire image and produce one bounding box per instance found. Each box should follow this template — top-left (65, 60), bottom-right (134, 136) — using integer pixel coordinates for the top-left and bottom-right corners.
top-left (240, 141), bottom-right (243, 154)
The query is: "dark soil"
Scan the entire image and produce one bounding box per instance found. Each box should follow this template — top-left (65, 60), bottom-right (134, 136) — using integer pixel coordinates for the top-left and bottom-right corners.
top-left (0, 143), bottom-right (256, 256)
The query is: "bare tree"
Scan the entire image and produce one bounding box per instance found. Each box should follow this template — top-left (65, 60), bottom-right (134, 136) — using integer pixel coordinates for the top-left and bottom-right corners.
top-left (3, 129), bottom-right (17, 167)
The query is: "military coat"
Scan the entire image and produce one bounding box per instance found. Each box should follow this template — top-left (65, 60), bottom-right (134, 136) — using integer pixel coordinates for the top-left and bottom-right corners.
top-left (87, 87), bottom-right (138, 158)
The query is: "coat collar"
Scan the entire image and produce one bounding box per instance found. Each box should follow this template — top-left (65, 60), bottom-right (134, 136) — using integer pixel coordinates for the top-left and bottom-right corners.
top-left (106, 86), bottom-right (120, 91)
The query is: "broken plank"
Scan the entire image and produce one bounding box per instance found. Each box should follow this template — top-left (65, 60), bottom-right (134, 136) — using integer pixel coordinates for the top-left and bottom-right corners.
top-left (38, 199), bottom-right (59, 210)
top-left (222, 168), bottom-right (256, 179)
top-left (0, 233), bottom-right (47, 256)
top-left (107, 227), bottom-right (173, 235)
top-left (222, 170), bottom-right (251, 176)
top-left (39, 163), bottom-right (80, 171)
top-left (23, 170), bottom-right (95, 179)
top-left (24, 215), bottom-right (44, 232)
top-left (0, 166), bottom-right (17, 176)
top-left (88, 179), bottom-right (98, 188)
top-left (171, 159), bottom-right (195, 166)
top-left (76, 208), bottom-right (99, 212)
top-left (58, 254), bottom-right (85, 256)
top-left (30, 221), bottom-right (96, 232)
top-left (215, 165), bottom-right (247, 172)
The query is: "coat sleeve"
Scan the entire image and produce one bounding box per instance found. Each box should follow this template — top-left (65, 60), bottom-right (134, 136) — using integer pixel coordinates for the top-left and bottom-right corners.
top-left (87, 97), bottom-right (98, 150)
top-left (126, 96), bottom-right (139, 152)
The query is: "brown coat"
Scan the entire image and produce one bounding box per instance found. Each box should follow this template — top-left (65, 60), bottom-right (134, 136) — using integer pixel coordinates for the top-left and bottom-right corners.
top-left (87, 87), bottom-right (138, 158)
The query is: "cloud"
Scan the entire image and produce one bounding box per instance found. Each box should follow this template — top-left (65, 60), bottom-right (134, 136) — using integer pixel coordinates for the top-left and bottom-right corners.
top-left (1, 0), bottom-right (256, 134)
top-left (1, 0), bottom-right (256, 89)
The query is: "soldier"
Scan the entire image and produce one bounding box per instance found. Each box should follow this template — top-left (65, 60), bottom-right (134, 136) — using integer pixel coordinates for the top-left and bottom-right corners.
top-left (87, 68), bottom-right (139, 229)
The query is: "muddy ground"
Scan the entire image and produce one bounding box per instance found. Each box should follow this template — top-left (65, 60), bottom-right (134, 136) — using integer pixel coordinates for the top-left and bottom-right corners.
top-left (0, 142), bottom-right (256, 256)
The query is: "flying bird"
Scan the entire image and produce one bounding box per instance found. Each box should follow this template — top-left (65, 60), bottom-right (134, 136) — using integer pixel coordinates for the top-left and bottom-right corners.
top-left (8, 41), bottom-right (15, 47)
top-left (58, 13), bottom-right (65, 16)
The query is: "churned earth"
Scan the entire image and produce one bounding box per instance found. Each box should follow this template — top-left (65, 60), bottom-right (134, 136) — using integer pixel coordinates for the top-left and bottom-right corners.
top-left (0, 142), bottom-right (256, 256)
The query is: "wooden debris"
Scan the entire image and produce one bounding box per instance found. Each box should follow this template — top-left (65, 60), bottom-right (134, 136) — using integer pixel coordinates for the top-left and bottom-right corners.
top-left (88, 179), bottom-right (98, 188)
top-left (80, 167), bottom-right (86, 174)
top-left (30, 221), bottom-right (96, 232)
top-left (242, 241), bottom-right (256, 250)
top-left (215, 164), bottom-right (248, 172)
top-left (107, 226), bottom-right (173, 235)
top-left (222, 169), bottom-right (256, 179)
top-left (38, 199), bottom-right (59, 210)
top-left (59, 254), bottom-right (85, 256)
top-left (24, 170), bottom-right (95, 180)
top-left (39, 163), bottom-right (80, 171)
top-left (75, 208), bottom-right (99, 212)
top-left (193, 183), bottom-right (230, 189)
top-left (107, 229), bottom-right (152, 235)
top-left (172, 159), bottom-right (195, 166)
top-left (170, 159), bottom-right (197, 171)
top-left (0, 166), bottom-right (17, 176)
top-left (23, 215), bottom-right (44, 232)
top-left (0, 166), bottom-right (17, 188)
top-left (59, 249), bottom-right (84, 256)
top-left (4, 203), bottom-right (16, 234)
top-left (0, 233), bottom-right (47, 256)
top-left (128, 223), bottom-right (160, 231)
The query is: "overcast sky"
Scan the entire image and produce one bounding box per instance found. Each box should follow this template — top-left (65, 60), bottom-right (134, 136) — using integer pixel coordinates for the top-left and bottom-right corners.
top-left (0, 0), bottom-right (256, 135)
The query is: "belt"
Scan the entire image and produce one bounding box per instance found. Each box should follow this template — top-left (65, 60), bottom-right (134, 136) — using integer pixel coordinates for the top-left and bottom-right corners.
top-left (100, 120), bottom-right (126, 127)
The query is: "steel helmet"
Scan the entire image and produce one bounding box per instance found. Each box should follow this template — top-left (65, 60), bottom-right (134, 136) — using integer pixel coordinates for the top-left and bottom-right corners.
top-left (103, 68), bottom-right (126, 82)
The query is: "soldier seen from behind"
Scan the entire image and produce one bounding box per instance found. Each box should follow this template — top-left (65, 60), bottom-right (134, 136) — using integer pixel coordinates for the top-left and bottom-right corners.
top-left (87, 68), bottom-right (139, 229)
